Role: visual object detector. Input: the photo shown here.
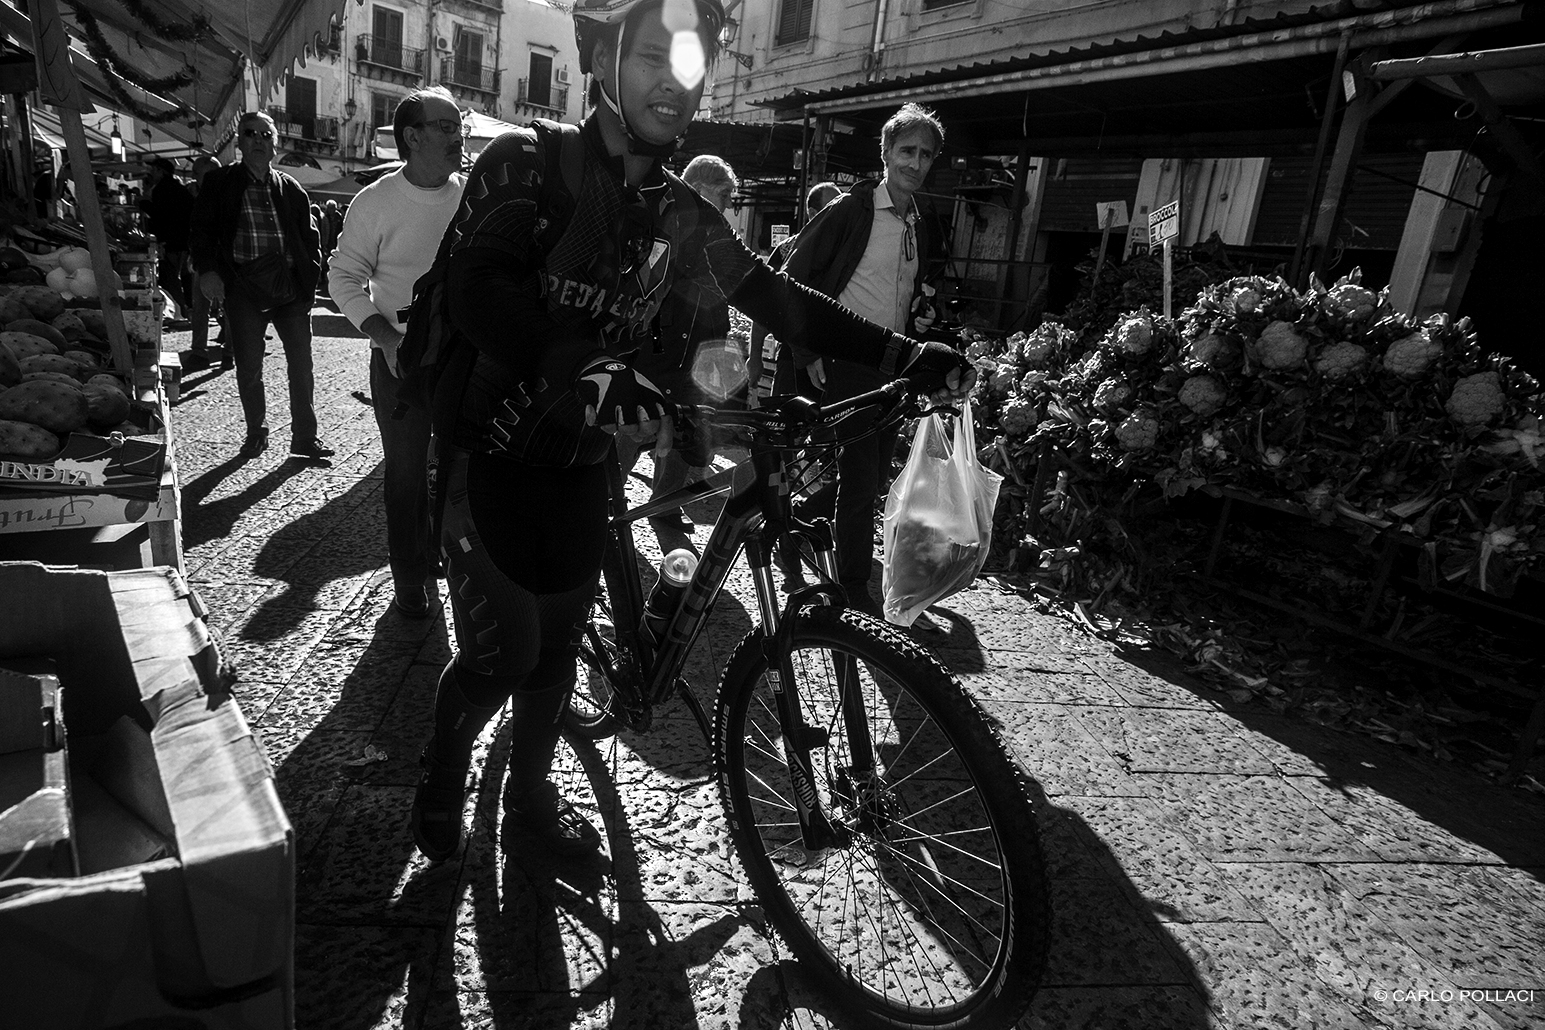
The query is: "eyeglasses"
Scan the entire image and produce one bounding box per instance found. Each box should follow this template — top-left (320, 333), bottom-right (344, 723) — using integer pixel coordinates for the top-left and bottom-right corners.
top-left (416, 118), bottom-right (469, 137)
top-left (903, 219), bottom-right (916, 262)
top-left (241, 128), bottom-right (275, 140)
top-left (590, 192), bottom-right (655, 282)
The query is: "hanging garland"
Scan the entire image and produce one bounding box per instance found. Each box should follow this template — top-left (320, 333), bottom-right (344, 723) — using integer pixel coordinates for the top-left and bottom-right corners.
top-left (68, 2), bottom-right (196, 94)
top-left (113, 0), bottom-right (211, 43)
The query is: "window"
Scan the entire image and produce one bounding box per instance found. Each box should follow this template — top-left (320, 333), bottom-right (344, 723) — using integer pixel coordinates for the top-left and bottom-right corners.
top-left (371, 91), bottom-right (397, 133)
top-left (454, 26), bottom-right (483, 83)
top-left (286, 77), bottom-right (317, 137)
top-left (372, 6), bottom-right (404, 67)
top-left (920, 0), bottom-right (971, 9)
top-left (776, 0), bottom-right (814, 46)
top-left (527, 51), bottom-right (552, 108)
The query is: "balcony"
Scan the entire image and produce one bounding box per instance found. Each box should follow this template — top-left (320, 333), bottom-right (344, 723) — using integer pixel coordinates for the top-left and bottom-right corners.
top-left (440, 58), bottom-right (499, 98)
top-left (446, 0), bottom-right (502, 10)
top-left (517, 78), bottom-right (569, 113)
top-left (356, 34), bottom-right (425, 86)
top-left (265, 108), bottom-right (339, 153)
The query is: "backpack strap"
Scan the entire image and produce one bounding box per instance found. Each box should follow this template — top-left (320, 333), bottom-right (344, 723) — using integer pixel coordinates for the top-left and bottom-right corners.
top-left (530, 118), bottom-right (583, 253)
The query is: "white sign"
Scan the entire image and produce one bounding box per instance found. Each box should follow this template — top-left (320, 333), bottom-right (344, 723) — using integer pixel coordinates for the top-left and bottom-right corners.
top-left (770, 224), bottom-right (790, 249)
top-left (1149, 200), bottom-right (1180, 247)
top-left (1094, 201), bottom-right (1129, 228)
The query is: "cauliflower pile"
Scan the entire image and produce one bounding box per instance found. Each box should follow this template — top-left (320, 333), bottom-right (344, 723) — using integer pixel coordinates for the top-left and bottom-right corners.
top-left (990, 266), bottom-right (1545, 596)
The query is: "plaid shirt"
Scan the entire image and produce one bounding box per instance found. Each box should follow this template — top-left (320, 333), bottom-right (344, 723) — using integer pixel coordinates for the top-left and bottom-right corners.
top-left (231, 167), bottom-right (288, 265)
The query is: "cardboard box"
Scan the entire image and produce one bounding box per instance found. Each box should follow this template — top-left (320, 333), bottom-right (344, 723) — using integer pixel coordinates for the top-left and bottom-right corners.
top-left (0, 394), bottom-right (168, 500)
top-left (0, 562), bottom-right (292, 1030)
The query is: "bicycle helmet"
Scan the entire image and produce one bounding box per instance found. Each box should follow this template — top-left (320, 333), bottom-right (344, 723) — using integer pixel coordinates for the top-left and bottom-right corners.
top-left (574, 0), bottom-right (725, 157)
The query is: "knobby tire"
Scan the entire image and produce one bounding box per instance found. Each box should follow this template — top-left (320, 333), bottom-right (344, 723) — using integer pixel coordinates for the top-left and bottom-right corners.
top-left (713, 606), bottom-right (1049, 1029)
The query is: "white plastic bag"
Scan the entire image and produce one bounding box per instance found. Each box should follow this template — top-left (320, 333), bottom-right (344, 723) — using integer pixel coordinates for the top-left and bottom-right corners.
top-left (881, 399), bottom-right (1003, 626)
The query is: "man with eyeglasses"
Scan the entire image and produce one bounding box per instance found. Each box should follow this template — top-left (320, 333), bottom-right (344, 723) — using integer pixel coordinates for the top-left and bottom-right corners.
top-left (328, 86), bottom-right (467, 618)
top-left (190, 110), bottom-right (333, 460)
top-left (406, 0), bottom-right (973, 865)
top-left (777, 103), bottom-right (944, 612)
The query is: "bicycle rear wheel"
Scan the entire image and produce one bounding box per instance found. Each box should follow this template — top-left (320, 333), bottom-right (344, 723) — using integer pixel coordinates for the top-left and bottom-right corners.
top-left (713, 607), bottom-right (1048, 1029)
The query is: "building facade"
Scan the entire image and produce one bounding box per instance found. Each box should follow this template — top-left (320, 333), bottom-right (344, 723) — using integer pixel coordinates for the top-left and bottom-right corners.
top-left (237, 0), bottom-right (581, 178)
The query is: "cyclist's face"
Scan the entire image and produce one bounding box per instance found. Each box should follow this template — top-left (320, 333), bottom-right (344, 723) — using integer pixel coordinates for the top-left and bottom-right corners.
top-left (605, 14), bottom-right (706, 146)
top-left (882, 126), bottom-right (938, 209)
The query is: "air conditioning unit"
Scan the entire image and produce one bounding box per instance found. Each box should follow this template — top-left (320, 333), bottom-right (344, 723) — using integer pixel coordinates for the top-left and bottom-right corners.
top-left (436, 36), bottom-right (450, 51)
top-left (556, 66), bottom-right (570, 83)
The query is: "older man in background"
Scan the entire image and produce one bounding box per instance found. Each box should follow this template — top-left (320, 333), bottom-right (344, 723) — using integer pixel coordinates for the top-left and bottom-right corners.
top-left (328, 85), bottom-right (467, 617)
top-left (191, 110), bottom-right (331, 460)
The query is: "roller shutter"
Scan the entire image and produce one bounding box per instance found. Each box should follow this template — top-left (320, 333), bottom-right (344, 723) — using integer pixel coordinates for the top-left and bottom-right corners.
top-left (1253, 151), bottom-right (1424, 250)
top-left (1036, 156), bottom-right (1144, 233)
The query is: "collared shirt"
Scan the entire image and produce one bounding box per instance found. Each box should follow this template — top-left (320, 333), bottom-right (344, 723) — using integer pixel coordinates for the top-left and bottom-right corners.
top-left (232, 166), bottom-right (287, 266)
top-left (835, 181), bottom-right (916, 333)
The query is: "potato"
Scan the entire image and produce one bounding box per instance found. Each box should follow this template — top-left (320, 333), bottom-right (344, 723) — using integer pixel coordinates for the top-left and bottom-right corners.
top-left (0, 340), bottom-right (18, 388)
top-left (0, 418), bottom-right (61, 460)
top-left (83, 382), bottom-right (131, 428)
top-left (0, 379), bottom-right (90, 434)
top-left (12, 285), bottom-right (65, 321)
top-left (19, 353), bottom-right (87, 380)
top-left (86, 373), bottom-right (129, 397)
top-left (0, 295), bottom-right (28, 324)
top-left (5, 319), bottom-right (69, 350)
top-left (0, 331), bottom-right (57, 360)
top-left (22, 371), bottom-right (81, 387)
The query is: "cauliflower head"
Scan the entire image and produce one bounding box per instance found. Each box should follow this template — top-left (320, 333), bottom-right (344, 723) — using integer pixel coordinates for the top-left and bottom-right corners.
top-left (1178, 375), bottom-right (1227, 417)
top-left (1314, 341), bottom-right (1369, 379)
top-left (1327, 283), bottom-right (1379, 321)
top-left (1115, 410), bottom-right (1159, 452)
top-left (1382, 331), bottom-right (1442, 378)
top-left (1019, 370), bottom-right (1049, 395)
top-left (987, 360), bottom-right (1019, 396)
top-left (1227, 286), bottom-right (1260, 315)
top-left (1446, 371), bottom-right (1504, 426)
top-left (1185, 333), bottom-right (1241, 373)
top-left (1109, 313), bottom-right (1153, 356)
top-left (999, 396), bottom-right (1038, 437)
top-left (1019, 325), bottom-right (1064, 368)
top-left (1094, 377), bottom-right (1134, 411)
top-left (1257, 321), bottom-right (1308, 370)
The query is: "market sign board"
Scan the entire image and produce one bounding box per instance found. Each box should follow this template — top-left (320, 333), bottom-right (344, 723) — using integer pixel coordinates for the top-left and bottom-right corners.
top-left (1149, 200), bottom-right (1180, 247)
top-left (770, 224), bottom-right (790, 250)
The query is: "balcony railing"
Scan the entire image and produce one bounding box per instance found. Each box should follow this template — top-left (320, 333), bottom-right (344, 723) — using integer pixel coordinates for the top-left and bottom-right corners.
top-left (266, 108), bottom-right (339, 143)
top-left (517, 78), bottom-right (569, 112)
top-left (356, 34), bottom-right (425, 75)
top-left (450, 0), bottom-right (502, 10)
top-left (440, 58), bottom-right (499, 95)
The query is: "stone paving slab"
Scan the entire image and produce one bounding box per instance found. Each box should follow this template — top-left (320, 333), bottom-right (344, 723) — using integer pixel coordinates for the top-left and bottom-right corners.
top-left (140, 327), bottom-right (1545, 1029)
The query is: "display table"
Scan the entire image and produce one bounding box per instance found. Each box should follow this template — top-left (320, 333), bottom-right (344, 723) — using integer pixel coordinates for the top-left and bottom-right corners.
top-left (0, 373), bottom-right (181, 573)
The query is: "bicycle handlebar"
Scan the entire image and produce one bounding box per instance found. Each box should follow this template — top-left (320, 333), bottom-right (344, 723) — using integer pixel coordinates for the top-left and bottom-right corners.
top-left (673, 377), bottom-right (930, 456)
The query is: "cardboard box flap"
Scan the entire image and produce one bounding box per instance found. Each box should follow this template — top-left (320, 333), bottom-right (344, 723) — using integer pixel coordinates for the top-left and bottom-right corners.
top-left (152, 693), bottom-right (292, 988)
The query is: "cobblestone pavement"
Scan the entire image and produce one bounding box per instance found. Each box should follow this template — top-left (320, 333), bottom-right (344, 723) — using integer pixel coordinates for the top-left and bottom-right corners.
top-left (163, 314), bottom-right (1545, 1030)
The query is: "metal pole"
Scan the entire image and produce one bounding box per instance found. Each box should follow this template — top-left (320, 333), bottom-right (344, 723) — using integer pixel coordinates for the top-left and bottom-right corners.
top-left (797, 107), bottom-right (811, 230)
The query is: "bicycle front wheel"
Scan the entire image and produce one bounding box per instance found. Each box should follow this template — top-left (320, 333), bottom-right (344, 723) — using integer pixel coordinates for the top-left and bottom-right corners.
top-left (566, 566), bottom-right (628, 740)
top-left (713, 607), bottom-right (1048, 1029)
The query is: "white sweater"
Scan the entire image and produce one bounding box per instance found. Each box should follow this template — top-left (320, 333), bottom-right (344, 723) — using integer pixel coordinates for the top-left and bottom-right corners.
top-left (327, 169), bottom-right (466, 341)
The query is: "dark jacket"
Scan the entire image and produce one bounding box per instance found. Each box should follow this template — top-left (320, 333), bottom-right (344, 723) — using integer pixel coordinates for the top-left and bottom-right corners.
top-left (190, 163), bottom-right (321, 297)
top-left (781, 179), bottom-right (930, 392)
top-left (144, 176), bottom-right (194, 251)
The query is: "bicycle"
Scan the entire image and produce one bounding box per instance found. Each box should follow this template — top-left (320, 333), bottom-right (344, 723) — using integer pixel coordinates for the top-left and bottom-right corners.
top-left (566, 374), bottom-right (1050, 1030)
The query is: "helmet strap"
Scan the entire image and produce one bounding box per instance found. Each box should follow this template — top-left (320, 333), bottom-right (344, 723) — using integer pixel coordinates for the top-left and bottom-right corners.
top-left (599, 15), bottom-right (685, 162)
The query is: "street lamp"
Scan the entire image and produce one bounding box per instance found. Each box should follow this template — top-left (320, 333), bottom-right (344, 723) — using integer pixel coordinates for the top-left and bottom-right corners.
top-left (110, 113), bottom-right (123, 158)
top-left (344, 97), bottom-right (357, 121)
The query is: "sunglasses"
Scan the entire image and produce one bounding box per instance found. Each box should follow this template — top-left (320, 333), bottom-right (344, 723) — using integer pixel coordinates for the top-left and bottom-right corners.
top-left (416, 118), bottom-right (469, 137)
top-left (590, 192), bottom-right (655, 281)
top-left (903, 219), bottom-right (916, 262)
top-left (241, 128), bottom-right (275, 140)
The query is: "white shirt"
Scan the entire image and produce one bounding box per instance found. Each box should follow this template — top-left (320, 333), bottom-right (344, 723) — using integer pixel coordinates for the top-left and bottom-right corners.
top-left (327, 168), bottom-right (466, 340)
top-left (836, 182), bottom-right (917, 333)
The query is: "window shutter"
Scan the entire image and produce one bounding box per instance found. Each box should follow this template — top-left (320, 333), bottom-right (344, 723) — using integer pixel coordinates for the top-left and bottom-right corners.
top-left (776, 0), bottom-right (814, 46)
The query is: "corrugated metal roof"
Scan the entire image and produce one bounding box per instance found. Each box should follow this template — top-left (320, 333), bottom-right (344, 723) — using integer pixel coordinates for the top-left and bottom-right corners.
top-left (759, 0), bottom-right (1516, 110)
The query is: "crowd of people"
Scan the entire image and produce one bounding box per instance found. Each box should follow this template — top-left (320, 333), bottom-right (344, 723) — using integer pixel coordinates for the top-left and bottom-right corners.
top-left (145, 0), bottom-right (968, 865)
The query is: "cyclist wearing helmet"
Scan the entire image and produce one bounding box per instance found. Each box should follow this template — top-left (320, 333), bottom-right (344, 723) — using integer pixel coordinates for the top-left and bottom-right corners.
top-left (410, 0), bottom-right (972, 862)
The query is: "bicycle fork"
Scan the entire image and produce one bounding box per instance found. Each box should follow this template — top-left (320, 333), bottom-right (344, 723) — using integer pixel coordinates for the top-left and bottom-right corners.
top-left (745, 529), bottom-right (853, 853)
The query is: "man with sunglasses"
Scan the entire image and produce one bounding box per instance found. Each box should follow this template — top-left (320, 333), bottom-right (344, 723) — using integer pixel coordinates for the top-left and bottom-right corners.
top-left (191, 110), bottom-right (332, 460)
top-left (408, 0), bottom-right (973, 864)
top-left (777, 103), bottom-right (945, 612)
top-left (329, 86), bottom-right (468, 618)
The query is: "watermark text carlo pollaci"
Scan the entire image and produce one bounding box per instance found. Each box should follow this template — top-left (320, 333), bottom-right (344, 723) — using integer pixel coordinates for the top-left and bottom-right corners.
top-left (1371, 987), bottom-right (1538, 1005)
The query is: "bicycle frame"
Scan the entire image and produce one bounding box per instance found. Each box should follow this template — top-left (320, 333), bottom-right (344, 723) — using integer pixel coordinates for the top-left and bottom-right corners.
top-left (590, 386), bottom-right (918, 850)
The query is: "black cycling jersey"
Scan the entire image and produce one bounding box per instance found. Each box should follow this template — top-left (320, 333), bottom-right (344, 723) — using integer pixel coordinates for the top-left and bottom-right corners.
top-left (438, 117), bottom-right (899, 467)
